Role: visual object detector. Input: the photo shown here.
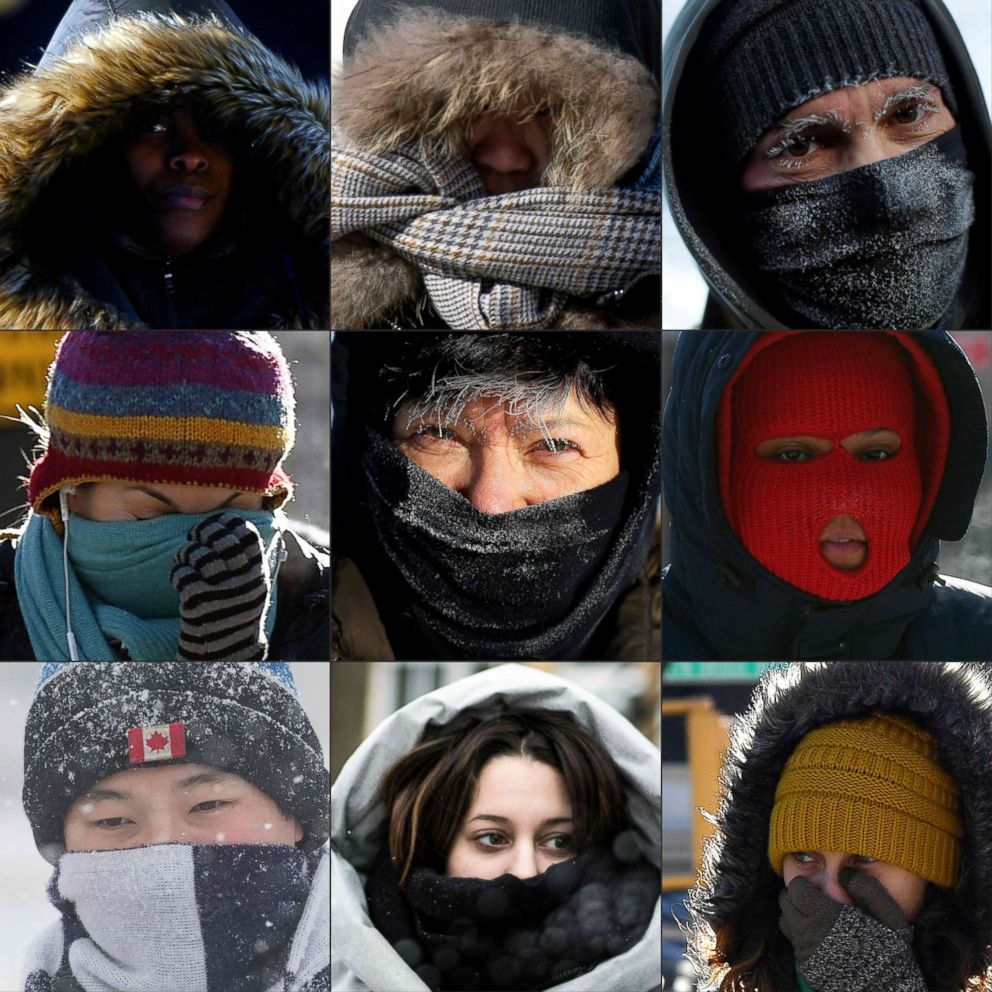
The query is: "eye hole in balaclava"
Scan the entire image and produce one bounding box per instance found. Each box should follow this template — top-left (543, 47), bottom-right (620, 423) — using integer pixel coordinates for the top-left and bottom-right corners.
top-left (717, 332), bottom-right (950, 601)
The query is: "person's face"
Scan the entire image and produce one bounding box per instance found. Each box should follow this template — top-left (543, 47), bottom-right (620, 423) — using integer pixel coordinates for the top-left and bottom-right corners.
top-left (66, 482), bottom-right (265, 522)
top-left (754, 428), bottom-right (902, 571)
top-left (445, 756), bottom-right (575, 880)
top-left (742, 77), bottom-right (957, 191)
top-left (469, 109), bottom-right (553, 194)
top-left (121, 107), bottom-right (235, 255)
top-left (782, 850), bottom-right (928, 922)
top-left (392, 390), bottom-right (621, 514)
top-left (63, 763), bottom-right (303, 852)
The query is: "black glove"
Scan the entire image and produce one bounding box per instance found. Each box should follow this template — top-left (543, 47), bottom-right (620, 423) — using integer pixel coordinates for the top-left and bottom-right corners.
top-left (171, 512), bottom-right (272, 661)
top-left (779, 869), bottom-right (928, 992)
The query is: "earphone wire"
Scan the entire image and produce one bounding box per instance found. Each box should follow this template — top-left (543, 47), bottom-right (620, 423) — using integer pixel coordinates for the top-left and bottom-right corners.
top-left (59, 487), bottom-right (80, 661)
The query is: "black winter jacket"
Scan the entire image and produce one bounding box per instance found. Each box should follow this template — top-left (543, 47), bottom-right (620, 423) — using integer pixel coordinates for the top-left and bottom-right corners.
top-left (662, 0), bottom-right (992, 330)
top-left (0, 526), bottom-right (329, 661)
top-left (662, 331), bottom-right (992, 660)
top-left (686, 661), bottom-right (992, 992)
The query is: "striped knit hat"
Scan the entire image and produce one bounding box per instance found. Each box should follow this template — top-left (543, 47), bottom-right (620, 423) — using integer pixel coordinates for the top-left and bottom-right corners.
top-left (28, 332), bottom-right (295, 527)
top-left (768, 712), bottom-right (964, 888)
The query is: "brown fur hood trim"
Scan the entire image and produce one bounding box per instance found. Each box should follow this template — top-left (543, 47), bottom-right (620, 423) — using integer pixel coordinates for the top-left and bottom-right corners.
top-left (334, 8), bottom-right (657, 192)
top-left (0, 14), bottom-right (329, 330)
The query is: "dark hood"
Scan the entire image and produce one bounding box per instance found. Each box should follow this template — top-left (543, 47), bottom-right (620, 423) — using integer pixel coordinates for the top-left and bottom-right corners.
top-left (662, 0), bottom-right (992, 329)
top-left (685, 661), bottom-right (992, 989)
top-left (661, 331), bottom-right (990, 660)
top-left (0, 6), bottom-right (328, 329)
top-left (332, 332), bottom-right (661, 659)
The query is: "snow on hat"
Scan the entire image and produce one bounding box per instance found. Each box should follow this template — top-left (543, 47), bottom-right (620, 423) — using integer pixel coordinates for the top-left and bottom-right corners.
top-left (23, 662), bottom-right (329, 864)
top-left (27, 331), bottom-right (296, 531)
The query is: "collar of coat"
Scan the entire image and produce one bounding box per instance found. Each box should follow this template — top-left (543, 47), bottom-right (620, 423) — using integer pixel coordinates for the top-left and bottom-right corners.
top-left (0, 13), bottom-right (329, 329)
top-left (331, 9), bottom-right (659, 329)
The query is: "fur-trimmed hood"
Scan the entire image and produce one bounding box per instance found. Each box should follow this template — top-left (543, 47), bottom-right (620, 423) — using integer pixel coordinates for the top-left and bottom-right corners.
top-left (0, 9), bottom-right (329, 329)
top-left (331, 0), bottom-right (660, 330)
top-left (686, 662), bottom-right (992, 990)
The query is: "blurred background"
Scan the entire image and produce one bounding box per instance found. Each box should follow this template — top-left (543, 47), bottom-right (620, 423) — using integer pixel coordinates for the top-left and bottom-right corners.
top-left (0, 660), bottom-right (329, 992)
top-left (662, 0), bottom-right (992, 328)
top-left (661, 331), bottom-right (992, 589)
top-left (0, 331), bottom-right (329, 541)
top-left (332, 0), bottom-right (360, 73)
top-left (0, 0), bottom-right (329, 81)
top-left (331, 662), bottom-right (661, 781)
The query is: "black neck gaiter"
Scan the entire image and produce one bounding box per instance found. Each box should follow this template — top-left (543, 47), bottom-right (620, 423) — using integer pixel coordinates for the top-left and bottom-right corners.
top-left (362, 425), bottom-right (644, 660)
top-left (365, 844), bottom-right (658, 992)
top-left (734, 126), bottom-right (974, 329)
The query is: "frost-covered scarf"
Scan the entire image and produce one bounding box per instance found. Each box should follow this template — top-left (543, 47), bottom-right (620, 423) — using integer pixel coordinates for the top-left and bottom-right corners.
top-left (364, 842), bottom-right (658, 991)
top-left (331, 130), bottom-right (660, 329)
top-left (23, 844), bottom-right (329, 992)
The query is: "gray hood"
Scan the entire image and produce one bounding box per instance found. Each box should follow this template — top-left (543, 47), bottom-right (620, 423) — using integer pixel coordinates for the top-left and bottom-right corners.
top-left (330, 663), bottom-right (662, 991)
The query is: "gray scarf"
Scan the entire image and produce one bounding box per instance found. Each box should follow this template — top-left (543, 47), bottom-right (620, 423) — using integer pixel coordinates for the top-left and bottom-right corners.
top-left (331, 132), bottom-right (660, 329)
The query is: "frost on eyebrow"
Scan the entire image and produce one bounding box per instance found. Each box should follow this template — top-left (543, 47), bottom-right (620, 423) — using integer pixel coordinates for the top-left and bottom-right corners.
top-left (771, 109), bottom-right (852, 141)
top-left (874, 83), bottom-right (939, 122)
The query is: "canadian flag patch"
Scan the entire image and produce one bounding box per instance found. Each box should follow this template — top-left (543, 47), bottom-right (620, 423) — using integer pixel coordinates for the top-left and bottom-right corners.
top-left (127, 722), bottom-right (187, 764)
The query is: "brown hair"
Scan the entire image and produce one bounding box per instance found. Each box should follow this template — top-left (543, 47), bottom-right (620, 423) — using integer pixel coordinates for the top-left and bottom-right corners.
top-left (380, 708), bottom-right (624, 886)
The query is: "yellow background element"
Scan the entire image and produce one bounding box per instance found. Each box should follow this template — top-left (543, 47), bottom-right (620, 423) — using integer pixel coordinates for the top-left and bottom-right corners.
top-left (0, 332), bottom-right (63, 428)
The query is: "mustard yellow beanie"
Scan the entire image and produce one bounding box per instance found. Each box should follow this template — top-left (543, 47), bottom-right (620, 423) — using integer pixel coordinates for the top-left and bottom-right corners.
top-left (768, 712), bottom-right (964, 887)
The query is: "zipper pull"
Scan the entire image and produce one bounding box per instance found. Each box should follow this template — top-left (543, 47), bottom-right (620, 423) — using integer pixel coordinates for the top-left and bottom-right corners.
top-left (163, 258), bottom-right (176, 295)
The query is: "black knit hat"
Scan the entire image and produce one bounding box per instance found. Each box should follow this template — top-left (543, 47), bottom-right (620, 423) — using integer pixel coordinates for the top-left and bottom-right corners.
top-left (698, 0), bottom-right (954, 171)
top-left (343, 0), bottom-right (661, 83)
top-left (23, 663), bottom-right (329, 864)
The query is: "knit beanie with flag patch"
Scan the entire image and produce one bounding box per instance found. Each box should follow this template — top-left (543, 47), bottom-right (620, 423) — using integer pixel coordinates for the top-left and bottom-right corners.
top-left (22, 662), bottom-right (329, 864)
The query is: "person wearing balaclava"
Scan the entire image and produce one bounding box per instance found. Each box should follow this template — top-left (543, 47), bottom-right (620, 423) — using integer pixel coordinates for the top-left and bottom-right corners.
top-left (661, 331), bottom-right (992, 660)
top-left (332, 0), bottom-right (661, 330)
top-left (332, 332), bottom-right (661, 660)
top-left (662, 0), bottom-right (992, 329)
top-left (20, 661), bottom-right (330, 991)
top-left (0, 331), bottom-right (329, 662)
top-left (685, 661), bottom-right (992, 992)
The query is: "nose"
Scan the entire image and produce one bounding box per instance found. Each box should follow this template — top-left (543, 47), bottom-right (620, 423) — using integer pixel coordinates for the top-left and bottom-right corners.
top-left (168, 131), bottom-right (210, 173)
top-left (507, 846), bottom-right (539, 880)
top-left (843, 131), bottom-right (892, 172)
top-left (812, 868), bottom-right (854, 906)
top-left (457, 450), bottom-right (530, 514)
top-left (472, 119), bottom-right (535, 176)
top-left (146, 813), bottom-right (190, 846)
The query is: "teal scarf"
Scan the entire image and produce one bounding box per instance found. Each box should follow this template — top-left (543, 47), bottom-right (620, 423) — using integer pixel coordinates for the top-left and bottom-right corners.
top-left (14, 509), bottom-right (283, 661)
top-left (797, 969), bottom-right (816, 992)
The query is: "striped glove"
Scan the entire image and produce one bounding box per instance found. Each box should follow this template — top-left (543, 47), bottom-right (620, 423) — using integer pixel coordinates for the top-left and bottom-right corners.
top-left (171, 512), bottom-right (271, 661)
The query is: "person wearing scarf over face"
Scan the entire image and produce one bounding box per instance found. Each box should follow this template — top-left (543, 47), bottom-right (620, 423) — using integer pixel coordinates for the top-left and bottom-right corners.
top-left (331, 0), bottom-right (661, 330)
top-left (331, 663), bottom-right (662, 992)
top-left (20, 661), bottom-right (330, 992)
top-left (685, 661), bottom-right (992, 992)
top-left (0, 331), bottom-right (329, 662)
top-left (331, 332), bottom-right (661, 661)
top-left (662, 330), bottom-right (992, 661)
top-left (663, 0), bottom-right (992, 330)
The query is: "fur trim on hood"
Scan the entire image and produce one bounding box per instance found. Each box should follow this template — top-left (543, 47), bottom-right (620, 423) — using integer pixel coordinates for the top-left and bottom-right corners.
top-left (686, 662), bottom-right (992, 990)
top-left (0, 13), bottom-right (329, 330)
top-left (331, 7), bottom-right (659, 330)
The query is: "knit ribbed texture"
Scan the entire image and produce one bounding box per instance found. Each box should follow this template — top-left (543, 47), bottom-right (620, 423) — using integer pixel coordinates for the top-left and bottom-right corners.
top-left (702, 0), bottom-right (953, 170)
top-left (716, 332), bottom-right (956, 602)
top-left (769, 713), bottom-right (964, 888)
top-left (28, 332), bottom-right (295, 525)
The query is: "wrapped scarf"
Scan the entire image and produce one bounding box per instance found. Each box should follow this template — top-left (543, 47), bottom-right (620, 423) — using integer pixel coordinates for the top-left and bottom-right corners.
top-left (22, 844), bottom-right (329, 992)
top-left (364, 842), bottom-right (658, 991)
top-left (331, 130), bottom-right (660, 330)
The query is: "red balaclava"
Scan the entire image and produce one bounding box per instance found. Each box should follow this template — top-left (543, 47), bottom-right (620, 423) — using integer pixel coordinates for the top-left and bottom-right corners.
top-left (718, 332), bottom-right (948, 602)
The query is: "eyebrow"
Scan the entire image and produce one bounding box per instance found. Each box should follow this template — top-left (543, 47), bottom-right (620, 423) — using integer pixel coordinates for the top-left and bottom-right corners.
top-left (468, 814), bottom-right (574, 827)
top-left (874, 84), bottom-right (937, 121)
top-left (80, 771), bottom-right (233, 804)
top-left (127, 486), bottom-right (242, 510)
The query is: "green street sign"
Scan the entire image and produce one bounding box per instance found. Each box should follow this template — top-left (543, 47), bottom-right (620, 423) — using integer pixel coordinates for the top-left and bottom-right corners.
top-left (664, 662), bottom-right (788, 682)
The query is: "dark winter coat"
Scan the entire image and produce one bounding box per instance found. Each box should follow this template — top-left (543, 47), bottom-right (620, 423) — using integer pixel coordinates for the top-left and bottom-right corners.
top-left (0, 0), bottom-right (328, 330)
top-left (685, 661), bottom-right (992, 992)
top-left (662, 0), bottom-right (992, 330)
top-left (331, 0), bottom-right (661, 330)
top-left (0, 525), bottom-right (330, 661)
top-left (662, 330), bottom-right (992, 660)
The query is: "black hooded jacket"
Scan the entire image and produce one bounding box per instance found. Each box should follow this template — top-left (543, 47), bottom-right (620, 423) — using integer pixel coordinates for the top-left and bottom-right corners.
top-left (686, 661), bottom-right (992, 992)
top-left (662, 331), bottom-right (992, 660)
top-left (662, 0), bottom-right (992, 330)
top-left (0, 0), bottom-right (328, 330)
top-left (331, 0), bottom-right (661, 330)
top-left (331, 332), bottom-right (662, 660)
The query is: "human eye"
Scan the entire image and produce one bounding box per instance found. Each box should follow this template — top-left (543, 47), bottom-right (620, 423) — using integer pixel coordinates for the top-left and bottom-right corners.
top-left (533, 437), bottom-right (579, 456)
top-left (93, 816), bottom-right (132, 830)
top-left (136, 116), bottom-right (170, 135)
top-left (776, 448), bottom-right (811, 462)
top-left (790, 851), bottom-right (815, 864)
top-left (191, 800), bottom-right (232, 813)
top-left (888, 99), bottom-right (939, 129)
top-left (859, 448), bottom-right (894, 461)
top-left (474, 831), bottom-right (510, 850)
top-left (765, 134), bottom-right (823, 168)
top-left (409, 423), bottom-right (459, 445)
top-left (853, 854), bottom-right (878, 864)
top-left (542, 834), bottom-right (575, 853)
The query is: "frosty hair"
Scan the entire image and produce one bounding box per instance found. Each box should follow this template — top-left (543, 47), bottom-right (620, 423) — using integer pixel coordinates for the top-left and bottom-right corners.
top-left (377, 334), bottom-right (619, 439)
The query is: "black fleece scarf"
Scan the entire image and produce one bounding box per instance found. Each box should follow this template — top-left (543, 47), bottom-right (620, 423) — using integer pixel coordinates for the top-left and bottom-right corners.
top-left (365, 843), bottom-right (658, 992)
top-left (362, 425), bottom-right (652, 660)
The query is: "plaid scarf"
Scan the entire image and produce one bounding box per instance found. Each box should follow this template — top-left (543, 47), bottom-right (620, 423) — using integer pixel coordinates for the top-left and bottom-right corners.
top-left (331, 130), bottom-right (661, 329)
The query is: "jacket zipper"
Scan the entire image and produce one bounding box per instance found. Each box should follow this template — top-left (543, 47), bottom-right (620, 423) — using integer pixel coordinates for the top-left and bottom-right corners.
top-left (163, 258), bottom-right (176, 295)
